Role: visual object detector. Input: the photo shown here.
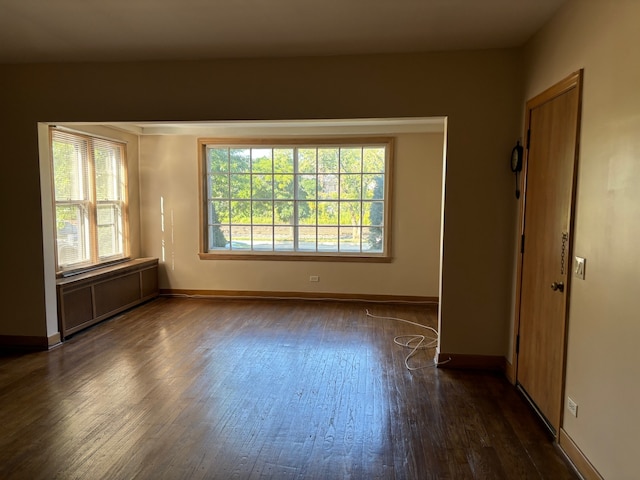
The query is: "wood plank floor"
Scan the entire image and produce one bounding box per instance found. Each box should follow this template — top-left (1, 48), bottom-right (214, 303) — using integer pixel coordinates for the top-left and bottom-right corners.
top-left (0, 298), bottom-right (578, 479)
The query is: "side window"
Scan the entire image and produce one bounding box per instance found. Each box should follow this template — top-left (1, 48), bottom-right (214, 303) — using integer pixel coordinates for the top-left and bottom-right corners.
top-left (51, 129), bottom-right (128, 274)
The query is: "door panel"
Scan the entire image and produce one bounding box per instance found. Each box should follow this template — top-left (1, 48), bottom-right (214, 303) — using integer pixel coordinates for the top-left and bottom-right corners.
top-left (516, 73), bottom-right (582, 433)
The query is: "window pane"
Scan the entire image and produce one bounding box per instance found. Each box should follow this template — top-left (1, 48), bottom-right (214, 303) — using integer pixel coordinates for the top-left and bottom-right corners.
top-left (317, 226), bottom-right (338, 252)
top-left (229, 226), bottom-right (250, 249)
top-left (252, 226), bottom-right (273, 251)
top-left (274, 174), bottom-right (294, 199)
top-left (318, 174), bottom-right (338, 200)
top-left (56, 204), bottom-right (88, 266)
top-left (339, 227), bottom-right (361, 252)
top-left (340, 147), bottom-right (362, 173)
top-left (97, 204), bottom-right (122, 258)
top-left (230, 174), bottom-right (251, 199)
top-left (94, 140), bottom-right (123, 202)
top-left (363, 147), bottom-right (385, 173)
top-left (298, 201), bottom-right (316, 225)
top-left (208, 148), bottom-right (229, 173)
top-left (209, 175), bottom-right (229, 199)
top-left (340, 174), bottom-right (361, 200)
top-left (230, 149), bottom-right (250, 172)
top-left (318, 148), bottom-right (339, 173)
top-left (251, 149), bottom-right (272, 173)
top-left (340, 202), bottom-right (361, 226)
top-left (252, 174), bottom-right (273, 199)
top-left (363, 174), bottom-right (384, 200)
top-left (298, 148), bottom-right (316, 173)
top-left (252, 201), bottom-right (273, 225)
top-left (274, 201), bottom-right (294, 224)
top-left (363, 201), bottom-right (384, 226)
top-left (297, 175), bottom-right (316, 200)
top-left (209, 200), bottom-right (230, 224)
top-left (231, 201), bottom-right (250, 224)
top-left (318, 201), bottom-right (338, 225)
top-left (274, 226), bottom-right (294, 251)
top-left (362, 226), bottom-right (384, 252)
top-left (274, 149), bottom-right (294, 173)
top-left (52, 135), bottom-right (88, 201)
top-left (208, 224), bottom-right (228, 250)
top-left (298, 226), bottom-right (317, 251)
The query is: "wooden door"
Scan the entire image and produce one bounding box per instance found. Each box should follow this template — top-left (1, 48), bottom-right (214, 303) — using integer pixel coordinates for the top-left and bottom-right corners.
top-left (515, 71), bottom-right (582, 434)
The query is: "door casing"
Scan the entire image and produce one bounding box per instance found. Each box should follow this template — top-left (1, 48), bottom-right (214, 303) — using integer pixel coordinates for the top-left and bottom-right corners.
top-left (511, 70), bottom-right (583, 435)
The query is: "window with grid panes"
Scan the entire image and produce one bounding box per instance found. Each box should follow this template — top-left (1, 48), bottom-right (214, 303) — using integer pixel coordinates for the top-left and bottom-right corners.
top-left (50, 128), bottom-right (128, 274)
top-left (199, 138), bottom-right (392, 260)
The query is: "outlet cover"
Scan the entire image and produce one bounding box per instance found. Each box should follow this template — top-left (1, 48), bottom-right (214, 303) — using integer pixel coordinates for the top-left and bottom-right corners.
top-left (567, 397), bottom-right (578, 417)
top-left (309, 275), bottom-right (320, 282)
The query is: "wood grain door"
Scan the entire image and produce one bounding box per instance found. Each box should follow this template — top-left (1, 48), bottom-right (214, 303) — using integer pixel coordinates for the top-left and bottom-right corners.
top-left (516, 71), bottom-right (582, 434)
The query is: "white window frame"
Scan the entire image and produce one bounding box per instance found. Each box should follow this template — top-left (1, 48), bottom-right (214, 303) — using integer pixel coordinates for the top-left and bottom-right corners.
top-left (50, 128), bottom-right (129, 275)
top-left (198, 137), bottom-right (393, 262)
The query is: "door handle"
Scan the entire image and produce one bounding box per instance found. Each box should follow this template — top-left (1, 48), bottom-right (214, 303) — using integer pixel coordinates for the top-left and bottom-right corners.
top-left (551, 281), bottom-right (565, 292)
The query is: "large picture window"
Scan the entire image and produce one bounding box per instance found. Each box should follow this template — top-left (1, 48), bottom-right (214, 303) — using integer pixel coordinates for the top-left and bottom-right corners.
top-left (199, 138), bottom-right (393, 260)
top-left (50, 128), bottom-right (128, 274)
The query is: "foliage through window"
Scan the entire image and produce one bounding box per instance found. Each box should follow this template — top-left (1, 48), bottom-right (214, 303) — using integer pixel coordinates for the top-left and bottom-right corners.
top-left (200, 138), bottom-right (392, 259)
top-left (51, 129), bottom-right (128, 273)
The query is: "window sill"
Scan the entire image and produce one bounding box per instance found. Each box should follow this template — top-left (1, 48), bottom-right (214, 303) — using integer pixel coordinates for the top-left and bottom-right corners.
top-left (198, 252), bottom-right (392, 263)
top-left (55, 258), bottom-right (155, 285)
top-left (56, 257), bottom-right (131, 279)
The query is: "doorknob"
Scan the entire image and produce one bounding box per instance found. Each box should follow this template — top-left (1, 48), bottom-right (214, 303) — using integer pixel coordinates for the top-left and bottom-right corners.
top-left (551, 281), bottom-right (565, 292)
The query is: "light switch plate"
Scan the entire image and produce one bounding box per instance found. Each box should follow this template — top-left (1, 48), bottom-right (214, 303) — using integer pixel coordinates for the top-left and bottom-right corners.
top-left (575, 256), bottom-right (586, 280)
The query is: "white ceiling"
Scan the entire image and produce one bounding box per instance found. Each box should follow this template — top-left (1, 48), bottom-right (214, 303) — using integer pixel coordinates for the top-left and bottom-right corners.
top-left (0, 0), bottom-right (566, 64)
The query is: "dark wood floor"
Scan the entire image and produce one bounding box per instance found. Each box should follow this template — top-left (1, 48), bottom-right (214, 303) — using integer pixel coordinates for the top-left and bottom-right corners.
top-left (0, 298), bottom-right (578, 479)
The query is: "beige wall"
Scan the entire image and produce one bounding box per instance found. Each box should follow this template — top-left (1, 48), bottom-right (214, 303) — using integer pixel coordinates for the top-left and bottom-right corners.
top-left (139, 132), bottom-right (442, 296)
top-left (0, 50), bottom-right (521, 356)
top-left (523, 1), bottom-right (640, 478)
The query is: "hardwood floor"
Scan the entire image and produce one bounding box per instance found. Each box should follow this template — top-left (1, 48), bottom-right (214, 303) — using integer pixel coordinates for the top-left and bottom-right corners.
top-left (0, 298), bottom-right (578, 479)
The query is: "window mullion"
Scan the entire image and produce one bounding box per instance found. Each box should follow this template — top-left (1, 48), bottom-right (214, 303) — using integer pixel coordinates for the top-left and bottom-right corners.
top-left (250, 149), bottom-right (254, 251)
top-left (271, 148), bottom-right (275, 251)
top-left (337, 148), bottom-right (341, 253)
top-left (293, 148), bottom-right (299, 252)
top-left (315, 148), bottom-right (319, 252)
top-left (204, 150), bottom-right (210, 249)
top-left (227, 148), bottom-right (232, 246)
top-left (87, 139), bottom-right (99, 263)
top-left (360, 146), bottom-right (364, 253)
top-left (118, 144), bottom-right (128, 258)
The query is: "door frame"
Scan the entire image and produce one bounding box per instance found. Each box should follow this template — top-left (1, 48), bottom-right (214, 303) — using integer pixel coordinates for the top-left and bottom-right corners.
top-left (510, 70), bottom-right (583, 433)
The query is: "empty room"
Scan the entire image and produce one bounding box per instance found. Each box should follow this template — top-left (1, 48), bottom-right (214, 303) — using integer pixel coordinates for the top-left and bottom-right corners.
top-left (1, 1), bottom-right (638, 479)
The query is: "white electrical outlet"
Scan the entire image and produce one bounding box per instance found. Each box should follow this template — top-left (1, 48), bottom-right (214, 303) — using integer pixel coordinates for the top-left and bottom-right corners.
top-left (567, 397), bottom-right (578, 417)
top-left (309, 275), bottom-right (320, 282)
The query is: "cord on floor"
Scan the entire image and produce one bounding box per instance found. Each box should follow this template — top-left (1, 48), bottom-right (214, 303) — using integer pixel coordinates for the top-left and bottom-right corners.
top-left (365, 309), bottom-right (451, 371)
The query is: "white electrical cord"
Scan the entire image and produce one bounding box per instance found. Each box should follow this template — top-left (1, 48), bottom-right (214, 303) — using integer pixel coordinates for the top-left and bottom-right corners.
top-left (365, 309), bottom-right (451, 371)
